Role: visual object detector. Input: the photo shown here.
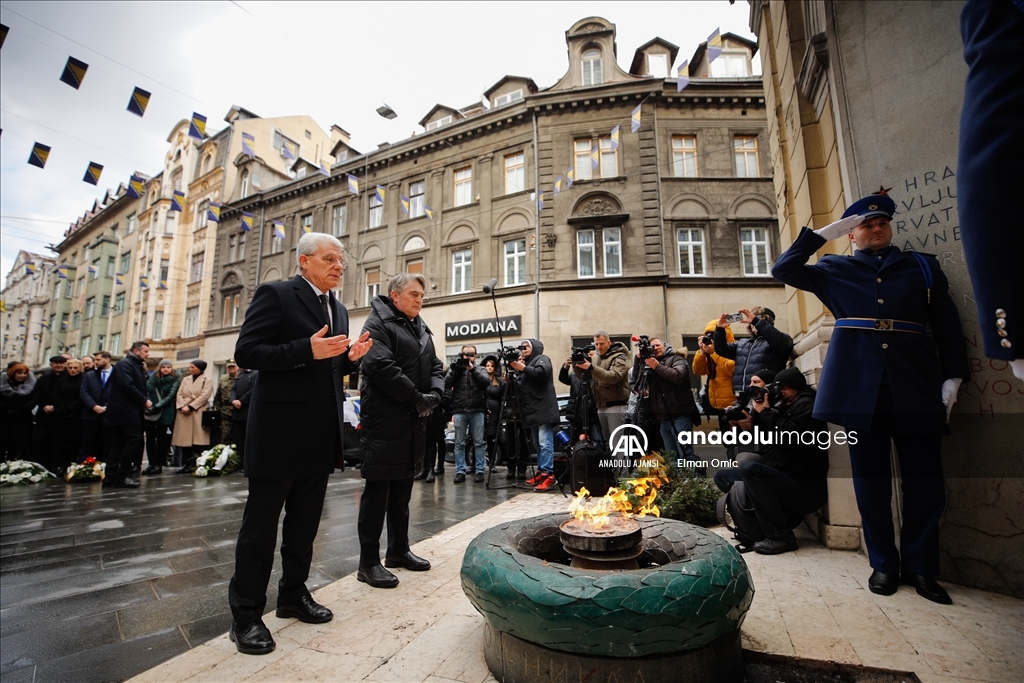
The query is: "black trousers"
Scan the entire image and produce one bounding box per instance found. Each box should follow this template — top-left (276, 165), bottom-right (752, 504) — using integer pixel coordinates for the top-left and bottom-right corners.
top-left (714, 462), bottom-right (811, 540)
top-left (79, 419), bottom-right (113, 462)
top-left (357, 477), bottom-right (415, 567)
top-left (231, 420), bottom-right (248, 463)
top-left (108, 423), bottom-right (144, 481)
top-left (144, 421), bottom-right (171, 467)
top-left (228, 475), bottom-right (330, 624)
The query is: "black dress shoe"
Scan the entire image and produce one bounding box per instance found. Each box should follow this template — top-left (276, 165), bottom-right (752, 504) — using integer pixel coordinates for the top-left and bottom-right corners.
top-left (474, 472), bottom-right (485, 483)
top-left (357, 564), bottom-right (399, 588)
top-left (275, 594), bottom-right (333, 623)
top-left (141, 466), bottom-right (162, 475)
top-left (121, 477), bottom-right (140, 488)
top-left (413, 470), bottom-right (427, 480)
top-left (175, 466), bottom-right (192, 474)
top-left (868, 570), bottom-right (900, 596)
top-left (454, 472), bottom-right (466, 484)
top-left (753, 535), bottom-right (799, 555)
top-left (903, 573), bottom-right (952, 604)
top-left (425, 471), bottom-right (435, 483)
top-left (384, 551), bottom-right (431, 572)
top-left (433, 466), bottom-right (444, 475)
top-left (229, 620), bottom-right (276, 655)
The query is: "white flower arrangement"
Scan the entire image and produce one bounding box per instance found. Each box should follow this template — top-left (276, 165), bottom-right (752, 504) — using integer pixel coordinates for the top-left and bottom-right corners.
top-left (0, 460), bottom-right (53, 486)
top-left (192, 444), bottom-right (241, 477)
top-left (65, 459), bottom-right (106, 483)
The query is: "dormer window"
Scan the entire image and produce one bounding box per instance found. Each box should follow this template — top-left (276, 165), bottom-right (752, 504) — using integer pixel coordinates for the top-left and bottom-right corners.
top-left (425, 116), bottom-right (452, 131)
top-left (648, 53), bottom-right (669, 78)
top-left (582, 50), bottom-right (603, 86)
top-left (240, 171), bottom-right (250, 199)
top-left (710, 51), bottom-right (750, 77)
top-left (493, 90), bottom-right (523, 108)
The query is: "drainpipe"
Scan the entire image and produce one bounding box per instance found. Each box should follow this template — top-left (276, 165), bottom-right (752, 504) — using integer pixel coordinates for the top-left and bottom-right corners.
top-left (532, 109), bottom-right (541, 337)
top-left (651, 96), bottom-right (670, 341)
top-left (254, 205), bottom-right (265, 288)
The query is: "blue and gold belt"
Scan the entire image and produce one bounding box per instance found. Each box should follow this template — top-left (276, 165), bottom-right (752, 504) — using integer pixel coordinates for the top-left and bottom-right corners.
top-left (834, 318), bottom-right (926, 334)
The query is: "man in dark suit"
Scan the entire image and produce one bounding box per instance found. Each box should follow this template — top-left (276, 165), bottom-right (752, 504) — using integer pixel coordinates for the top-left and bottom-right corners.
top-left (772, 190), bottom-right (970, 604)
top-left (228, 232), bottom-right (371, 655)
top-left (104, 342), bottom-right (152, 488)
top-left (79, 350), bottom-right (113, 461)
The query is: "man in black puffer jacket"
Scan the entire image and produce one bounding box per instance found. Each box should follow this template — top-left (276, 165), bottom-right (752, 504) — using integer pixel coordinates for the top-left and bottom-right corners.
top-left (508, 338), bottom-right (559, 491)
top-left (713, 307), bottom-right (793, 393)
top-left (630, 338), bottom-right (698, 461)
top-left (444, 345), bottom-right (490, 483)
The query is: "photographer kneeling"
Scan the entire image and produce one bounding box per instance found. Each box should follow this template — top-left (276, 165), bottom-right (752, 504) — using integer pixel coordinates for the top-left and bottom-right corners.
top-left (714, 367), bottom-right (829, 555)
top-left (444, 346), bottom-right (490, 483)
top-left (723, 369), bottom-right (776, 463)
top-left (630, 337), bottom-right (699, 462)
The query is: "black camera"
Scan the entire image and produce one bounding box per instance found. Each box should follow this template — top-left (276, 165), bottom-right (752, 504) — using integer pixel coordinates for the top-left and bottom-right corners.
top-left (700, 335), bottom-right (714, 346)
top-left (723, 392), bottom-right (751, 422)
top-left (500, 345), bottom-right (522, 363)
top-left (571, 344), bottom-right (595, 364)
top-left (750, 382), bottom-right (782, 405)
top-left (455, 354), bottom-right (472, 369)
top-left (635, 335), bottom-right (655, 359)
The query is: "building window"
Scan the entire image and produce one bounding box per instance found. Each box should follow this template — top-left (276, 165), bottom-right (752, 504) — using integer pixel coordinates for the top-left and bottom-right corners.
top-left (273, 130), bottom-right (300, 160)
top-left (582, 49), bottom-right (603, 86)
top-left (184, 306), bottom-right (199, 337)
top-left (741, 227), bottom-right (771, 276)
top-left (114, 293), bottom-right (125, 315)
top-left (677, 228), bottom-right (706, 276)
top-left (105, 256), bottom-right (115, 278)
top-left (494, 90), bottom-right (523, 107)
top-left (222, 294), bottom-right (241, 327)
top-left (85, 297), bottom-right (95, 319)
top-left (425, 116), bottom-right (452, 131)
top-left (195, 200), bottom-right (209, 230)
top-left (80, 336), bottom-right (91, 357)
top-left (452, 249), bottom-right (472, 294)
top-left (574, 137), bottom-right (616, 180)
top-left (61, 312), bottom-right (69, 330)
top-left (160, 259), bottom-right (169, 283)
top-left (301, 213), bottom-right (313, 234)
top-left (332, 204), bottom-right (347, 236)
top-left (110, 332), bottom-right (121, 355)
top-left (406, 258), bottom-right (424, 275)
top-left (735, 136), bottom-right (760, 177)
top-left (139, 312), bottom-right (146, 340)
top-left (409, 181), bottom-right (425, 218)
top-left (366, 269), bottom-right (380, 305)
top-left (603, 228), bottom-right (621, 276)
top-left (72, 312), bottom-right (80, 330)
top-left (574, 139), bottom-right (592, 180)
top-left (202, 155), bottom-right (212, 176)
top-left (190, 252), bottom-right (205, 283)
top-left (97, 335), bottom-right (105, 351)
top-left (53, 280), bottom-right (62, 300)
top-left (296, 166), bottom-right (307, 179)
top-left (647, 53), bottom-right (669, 78)
top-left (240, 171), bottom-right (250, 199)
top-left (504, 153), bottom-right (525, 195)
top-left (369, 192), bottom-right (383, 228)
top-left (711, 52), bottom-right (750, 78)
top-left (164, 211), bottom-right (176, 236)
top-left (598, 137), bottom-right (617, 177)
top-left (120, 252), bottom-right (130, 274)
top-left (504, 238), bottom-right (527, 286)
top-left (171, 167), bottom-right (183, 192)
top-left (404, 236), bottom-right (426, 252)
top-left (672, 136), bottom-right (698, 177)
top-left (76, 277), bottom-right (86, 296)
top-left (229, 235), bottom-right (239, 262)
top-left (153, 310), bottom-right (163, 341)
top-left (127, 213), bottom-right (136, 234)
top-left (270, 225), bottom-right (284, 254)
top-left (577, 230), bottom-right (595, 278)
top-left (454, 167), bottom-right (473, 207)
top-left (65, 280), bottom-right (73, 298)
top-left (49, 314), bottom-right (56, 332)
top-left (101, 295), bottom-right (110, 317)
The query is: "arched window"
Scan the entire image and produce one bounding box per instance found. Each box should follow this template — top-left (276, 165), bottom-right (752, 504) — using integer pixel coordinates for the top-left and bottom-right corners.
top-left (240, 171), bottom-right (250, 199)
top-left (582, 49), bottom-right (603, 86)
top-left (404, 236), bottom-right (426, 252)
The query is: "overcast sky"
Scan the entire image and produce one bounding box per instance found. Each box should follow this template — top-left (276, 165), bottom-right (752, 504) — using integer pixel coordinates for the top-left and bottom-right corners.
top-left (0, 0), bottom-right (756, 279)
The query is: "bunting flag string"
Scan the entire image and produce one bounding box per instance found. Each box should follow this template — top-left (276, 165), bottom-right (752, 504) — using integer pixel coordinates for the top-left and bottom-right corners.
top-left (707, 28), bottom-right (723, 63)
top-left (59, 56), bottom-right (89, 89)
top-left (631, 104), bottom-right (642, 133)
top-left (25, 261), bottom-right (37, 274)
top-left (57, 265), bottom-right (71, 278)
top-left (241, 131), bottom-right (256, 158)
top-left (87, 264), bottom-right (97, 275)
top-left (115, 273), bottom-right (123, 285)
top-left (188, 112), bottom-right (207, 140)
top-left (347, 174), bottom-right (359, 195)
top-left (207, 201), bottom-right (221, 223)
top-left (127, 86), bottom-right (150, 117)
top-left (565, 168), bottom-right (574, 188)
top-left (610, 125), bottom-right (621, 151)
top-left (83, 161), bottom-right (103, 185)
top-left (589, 144), bottom-right (600, 170)
top-left (676, 60), bottom-right (690, 92)
top-left (301, 220), bottom-right (312, 234)
top-left (139, 276), bottom-right (149, 289)
top-left (281, 140), bottom-right (297, 160)
top-left (553, 176), bottom-right (563, 196)
top-left (158, 279), bottom-right (168, 290)
top-left (374, 185), bottom-right (386, 203)
top-left (318, 161), bottom-right (330, 177)
top-left (240, 212), bottom-right (254, 232)
top-left (27, 142), bottom-right (50, 168)
top-left (400, 196), bottom-right (410, 216)
top-left (425, 206), bottom-right (435, 221)
top-left (169, 190), bottom-right (185, 212)
top-left (272, 220), bottom-right (285, 240)
top-left (126, 174), bottom-right (146, 198)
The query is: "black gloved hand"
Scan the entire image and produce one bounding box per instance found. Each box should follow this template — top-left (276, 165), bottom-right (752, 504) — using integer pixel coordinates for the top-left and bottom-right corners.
top-left (415, 392), bottom-right (440, 418)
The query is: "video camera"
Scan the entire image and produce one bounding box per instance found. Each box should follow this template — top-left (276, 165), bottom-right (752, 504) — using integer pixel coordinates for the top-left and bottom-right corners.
top-left (723, 382), bottom-right (783, 421)
top-left (571, 344), bottom-right (595, 364)
top-left (454, 353), bottom-right (473, 370)
top-left (500, 345), bottom-right (522, 363)
top-left (633, 335), bottom-right (655, 359)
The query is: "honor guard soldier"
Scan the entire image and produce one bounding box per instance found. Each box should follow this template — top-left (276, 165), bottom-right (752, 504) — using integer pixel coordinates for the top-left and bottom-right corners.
top-left (772, 189), bottom-right (970, 604)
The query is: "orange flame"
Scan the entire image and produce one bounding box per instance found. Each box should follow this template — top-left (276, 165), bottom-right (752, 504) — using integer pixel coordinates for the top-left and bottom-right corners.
top-left (567, 453), bottom-right (670, 527)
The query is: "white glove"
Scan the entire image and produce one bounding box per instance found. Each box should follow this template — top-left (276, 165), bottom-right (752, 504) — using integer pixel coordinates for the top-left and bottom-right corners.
top-left (814, 215), bottom-right (864, 242)
top-left (1011, 359), bottom-right (1024, 381)
top-left (941, 378), bottom-right (962, 423)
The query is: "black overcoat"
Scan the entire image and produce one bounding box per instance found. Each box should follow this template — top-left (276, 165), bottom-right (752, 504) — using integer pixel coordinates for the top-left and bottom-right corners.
top-left (358, 296), bottom-right (444, 481)
top-left (105, 354), bottom-right (149, 426)
top-left (514, 338), bottom-right (560, 428)
top-left (79, 369), bottom-right (112, 421)
top-left (234, 275), bottom-right (357, 478)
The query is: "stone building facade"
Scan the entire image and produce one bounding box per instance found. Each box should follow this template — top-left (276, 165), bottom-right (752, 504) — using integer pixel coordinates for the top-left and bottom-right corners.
top-left (1, 250), bottom-right (56, 368)
top-left (211, 16), bottom-right (785, 376)
top-left (748, 0), bottom-right (1023, 596)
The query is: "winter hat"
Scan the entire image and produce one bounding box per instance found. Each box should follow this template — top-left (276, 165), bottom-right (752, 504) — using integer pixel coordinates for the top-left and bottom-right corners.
top-left (774, 367), bottom-right (807, 391)
top-left (752, 369), bottom-right (777, 385)
top-left (190, 359), bottom-right (208, 373)
top-left (158, 359), bottom-right (174, 369)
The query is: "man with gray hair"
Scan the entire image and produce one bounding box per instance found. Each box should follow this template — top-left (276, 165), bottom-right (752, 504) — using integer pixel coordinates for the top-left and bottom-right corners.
top-left (229, 231), bottom-right (372, 654)
top-left (357, 272), bottom-right (444, 588)
top-left (573, 330), bottom-right (630, 445)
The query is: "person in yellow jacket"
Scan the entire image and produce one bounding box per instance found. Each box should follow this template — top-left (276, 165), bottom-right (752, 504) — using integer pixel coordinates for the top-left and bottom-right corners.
top-left (692, 320), bottom-right (736, 428)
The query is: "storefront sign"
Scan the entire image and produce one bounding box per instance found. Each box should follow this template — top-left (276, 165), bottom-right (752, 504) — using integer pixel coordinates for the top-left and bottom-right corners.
top-left (445, 315), bottom-right (521, 341)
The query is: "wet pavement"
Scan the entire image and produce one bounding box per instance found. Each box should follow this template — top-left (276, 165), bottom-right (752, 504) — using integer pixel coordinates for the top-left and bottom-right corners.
top-left (0, 467), bottom-right (526, 683)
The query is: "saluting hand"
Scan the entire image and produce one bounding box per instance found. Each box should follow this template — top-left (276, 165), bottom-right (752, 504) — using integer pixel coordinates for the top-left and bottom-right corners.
top-left (310, 325), bottom-right (352, 360)
top-left (347, 331), bottom-right (373, 362)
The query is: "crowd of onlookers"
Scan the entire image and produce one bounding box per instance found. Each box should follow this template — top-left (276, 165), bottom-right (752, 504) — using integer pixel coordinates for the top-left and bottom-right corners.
top-left (0, 349), bottom-right (257, 483)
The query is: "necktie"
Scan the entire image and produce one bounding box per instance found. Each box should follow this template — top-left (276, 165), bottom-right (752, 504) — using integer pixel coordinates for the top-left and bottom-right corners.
top-left (319, 294), bottom-right (332, 335)
top-left (101, 370), bottom-right (109, 387)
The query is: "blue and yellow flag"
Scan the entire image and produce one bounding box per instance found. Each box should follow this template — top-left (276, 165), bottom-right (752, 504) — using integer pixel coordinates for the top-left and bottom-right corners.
top-left (83, 161), bottom-right (103, 185)
top-left (60, 320), bottom-right (68, 331)
top-left (631, 104), bottom-right (642, 133)
top-left (207, 202), bottom-right (221, 223)
top-left (676, 60), bottom-right (690, 92)
top-left (28, 142), bottom-right (50, 168)
top-left (241, 132), bottom-right (256, 158)
top-left (127, 174), bottom-right (145, 199)
top-left (88, 264), bottom-right (97, 275)
top-left (707, 29), bottom-right (722, 63)
top-left (115, 273), bottom-right (124, 286)
top-left (301, 220), bottom-right (312, 234)
top-left (347, 174), bottom-right (359, 195)
top-left (127, 86), bottom-right (150, 117)
top-left (554, 176), bottom-right (563, 195)
top-left (400, 196), bottom-right (410, 215)
top-left (590, 144), bottom-right (599, 170)
top-left (610, 125), bottom-right (620, 151)
top-left (57, 265), bottom-right (71, 279)
top-left (60, 56), bottom-right (89, 89)
top-left (241, 212), bottom-right (254, 232)
top-left (425, 205), bottom-right (435, 221)
top-left (139, 276), bottom-right (149, 289)
top-left (282, 140), bottom-right (297, 160)
top-left (25, 262), bottom-right (36, 275)
top-left (158, 279), bottom-right (168, 290)
top-left (272, 221), bottom-right (286, 240)
top-left (537, 191), bottom-right (546, 211)
top-left (188, 113), bottom-right (207, 140)
top-left (374, 185), bottom-right (386, 203)
top-left (566, 167), bottom-right (575, 188)
top-left (319, 161), bottom-right (331, 177)
top-left (18, 319), bottom-right (25, 328)
top-left (170, 190), bottom-right (185, 212)
top-left (39, 321), bottom-right (50, 330)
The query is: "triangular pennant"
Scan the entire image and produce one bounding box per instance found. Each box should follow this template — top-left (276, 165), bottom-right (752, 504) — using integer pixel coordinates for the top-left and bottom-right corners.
top-left (707, 28), bottom-right (723, 63)
top-left (631, 104), bottom-right (642, 133)
top-left (127, 87), bottom-right (150, 117)
top-left (83, 162), bottom-right (103, 185)
top-left (676, 60), bottom-right (690, 92)
top-left (610, 125), bottom-right (620, 151)
top-left (59, 56), bottom-right (89, 89)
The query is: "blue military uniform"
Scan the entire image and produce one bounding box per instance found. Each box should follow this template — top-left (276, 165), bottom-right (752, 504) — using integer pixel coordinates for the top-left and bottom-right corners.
top-left (772, 193), bottom-right (970, 579)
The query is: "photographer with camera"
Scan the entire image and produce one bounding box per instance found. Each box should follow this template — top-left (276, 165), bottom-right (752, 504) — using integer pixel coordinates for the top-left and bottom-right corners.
top-left (724, 369), bottom-right (777, 432)
top-left (572, 331), bottom-right (629, 445)
top-left (713, 307), bottom-right (793, 394)
top-left (443, 345), bottom-right (490, 484)
top-left (693, 320), bottom-right (737, 427)
top-left (714, 367), bottom-right (828, 555)
top-left (630, 337), bottom-right (699, 461)
top-left (508, 339), bottom-right (559, 491)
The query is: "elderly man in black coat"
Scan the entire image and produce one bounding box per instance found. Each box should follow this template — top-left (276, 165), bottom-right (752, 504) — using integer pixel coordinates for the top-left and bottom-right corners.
top-left (228, 232), bottom-right (371, 655)
top-left (357, 272), bottom-right (445, 589)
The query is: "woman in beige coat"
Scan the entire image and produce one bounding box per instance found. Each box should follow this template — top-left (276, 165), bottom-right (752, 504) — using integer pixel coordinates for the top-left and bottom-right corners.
top-left (172, 359), bottom-right (214, 473)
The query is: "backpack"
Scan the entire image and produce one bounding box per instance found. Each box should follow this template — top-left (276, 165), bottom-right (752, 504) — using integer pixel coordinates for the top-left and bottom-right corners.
top-left (571, 439), bottom-right (616, 497)
top-left (716, 482), bottom-right (764, 551)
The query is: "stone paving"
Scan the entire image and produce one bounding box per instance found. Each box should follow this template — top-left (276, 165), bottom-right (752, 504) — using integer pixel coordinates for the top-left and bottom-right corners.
top-left (119, 493), bottom-right (1022, 683)
top-left (0, 468), bottom-right (524, 683)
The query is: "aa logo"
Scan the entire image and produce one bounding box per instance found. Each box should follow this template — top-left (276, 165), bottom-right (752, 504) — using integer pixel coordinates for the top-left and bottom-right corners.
top-left (609, 424), bottom-right (648, 460)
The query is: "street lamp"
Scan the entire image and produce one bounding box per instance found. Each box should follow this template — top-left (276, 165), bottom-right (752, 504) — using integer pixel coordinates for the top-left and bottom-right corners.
top-left (376, 104), bottom-right (397, 120)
